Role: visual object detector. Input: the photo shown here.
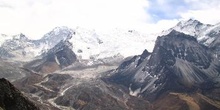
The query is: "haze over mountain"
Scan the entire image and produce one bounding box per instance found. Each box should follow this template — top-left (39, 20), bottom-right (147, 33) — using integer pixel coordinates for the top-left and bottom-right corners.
top-left (1, 0), bottom-right (220, 40)
top-left (1, 0), bottom-right (220, 109)
top-left (0, 27), bottom-right (156, 63)
top-left (1, 18), bottom-right (220, 110)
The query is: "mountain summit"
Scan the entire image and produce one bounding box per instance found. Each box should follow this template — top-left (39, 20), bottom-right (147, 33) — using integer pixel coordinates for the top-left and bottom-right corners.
top-left (173, 19), bottom-right (212, 37)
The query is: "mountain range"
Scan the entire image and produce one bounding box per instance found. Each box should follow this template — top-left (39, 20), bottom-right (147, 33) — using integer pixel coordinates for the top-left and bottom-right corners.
top-left (0, 19), bottom-right (220, 110)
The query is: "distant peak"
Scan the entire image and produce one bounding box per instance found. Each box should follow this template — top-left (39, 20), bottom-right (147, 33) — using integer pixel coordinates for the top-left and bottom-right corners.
top-left (187, 18), bottom-right (197, 22)
top-left (52, 26), bottom-right (72, 31)
top-left (19, 33), bottom-right (26, 37)
top-left (41, 26), bottom-right (74, 40)
top-left (1, 34), bottom-right (7, 37)
top-left (140, 49), bottom-right (150, 59)
top-left (141, 49), bottom-right (150, 55)
top-left (50, 26), bottom-right (73, 34)
top-left (12, 33), bottom-right (29, 40)
top-left (187, 18), bottom-right (201, 24)
top-left (177, 18), bottom-right (202, 26)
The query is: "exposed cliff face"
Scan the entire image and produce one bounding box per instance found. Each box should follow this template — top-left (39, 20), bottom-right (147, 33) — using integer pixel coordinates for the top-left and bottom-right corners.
top-left (108, 30), bottom-right (220, 101)
top-left (24, 41), bottom-right (77, 73)
top-left (0, 78), bottom-right (39, 110)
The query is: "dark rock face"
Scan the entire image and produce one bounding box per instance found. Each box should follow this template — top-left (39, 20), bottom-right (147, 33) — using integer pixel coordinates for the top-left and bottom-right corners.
top-left (111, 49), bottom-right (151, 88)
top-left (108, 30), bottom-right (220, 101)
top-left (0, 78), bottom-right (39, 110)
top-left (25, 41), bottom-right (77, 73)
top-left (46, 41), bottom-right (77, 68)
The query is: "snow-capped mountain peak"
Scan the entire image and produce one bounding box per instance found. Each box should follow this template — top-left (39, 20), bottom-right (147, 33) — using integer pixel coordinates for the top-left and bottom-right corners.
top-left (12, 33), bottom-right (29, 41)
top-left (41, 26), bottom-right (74, 41)
top-left (173, 18), bottom-right (213, 37)
top-left (1, 18), bottom-right (220, 64)
top-left (0, 26), bottom-right (157, 62)
top-left (158, 19), bottom-right (220, 48)
top-left (176, 18), bottom-right (202, 27)
top-left (34, 26), bottom-right (74, 55)
top-left (69, 27), bottom-right (156, 60)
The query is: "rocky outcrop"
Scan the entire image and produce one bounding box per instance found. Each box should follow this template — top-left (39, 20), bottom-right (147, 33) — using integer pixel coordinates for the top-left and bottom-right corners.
top-left (0, 78), bottom-right (39, 110)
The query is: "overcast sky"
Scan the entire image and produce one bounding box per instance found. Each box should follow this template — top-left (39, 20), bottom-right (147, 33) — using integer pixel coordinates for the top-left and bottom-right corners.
top-left (0, 0), bottom-right (220, 39)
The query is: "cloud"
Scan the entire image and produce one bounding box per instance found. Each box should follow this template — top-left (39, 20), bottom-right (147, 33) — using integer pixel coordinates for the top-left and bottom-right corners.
top-left (180, 0), bottom-right (220, 24)
top-left (0, 0), bottom-right (220, 39)
top-left (0, 0), bottom-right (150, 39)
top-left (0, 2), bottom-right (13, 9)
top-left (145, 0), bottom-right (220, 30)
top-left (142, 0), bottom-right (219, 33)
top-left (146, 0), bottom-right (188, 21)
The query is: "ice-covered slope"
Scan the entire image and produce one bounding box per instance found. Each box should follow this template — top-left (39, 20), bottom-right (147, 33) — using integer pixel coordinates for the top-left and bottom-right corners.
top-left (2, 19), bottom-right (220, 62)
top-left (172, 19), bottom-right (213, 37)
top-left (0, 26), bottom-right (156, 62)
top-left (70, 27), bottom-right (156, 60)
top-left (0, 34), bottom-right (41, 61)
top-left (0, 27), bottom-right (74, 61)
top-left (36, 26), bottom-right (73, 50)
top-left (164, 19), bottom-right (220, 47)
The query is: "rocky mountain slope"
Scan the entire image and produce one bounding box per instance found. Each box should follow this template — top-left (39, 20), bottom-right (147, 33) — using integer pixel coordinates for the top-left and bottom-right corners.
top-left (1, 19), bottom-right (220, 110)
top-left (109, 30), bottom-right (220, 97)
top-left (107, 30), bottom-right (220, 109)
top-left (13, 29), bottom-right (220, 110)
top-left (0, 78), bottom-right (39, 110)
top-left (14, 63), bottom-right (153, 110)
